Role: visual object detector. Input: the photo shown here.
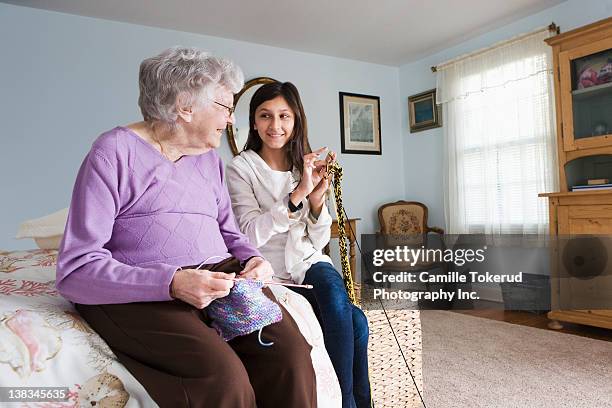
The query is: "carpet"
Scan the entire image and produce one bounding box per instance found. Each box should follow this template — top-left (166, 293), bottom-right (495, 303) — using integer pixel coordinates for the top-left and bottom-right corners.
top-left (420, 310), bottom-right (612, 408)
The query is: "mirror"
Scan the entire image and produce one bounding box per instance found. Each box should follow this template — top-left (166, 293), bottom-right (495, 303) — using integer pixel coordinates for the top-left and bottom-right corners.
top-left (227, 76), bottom-right (277, 156)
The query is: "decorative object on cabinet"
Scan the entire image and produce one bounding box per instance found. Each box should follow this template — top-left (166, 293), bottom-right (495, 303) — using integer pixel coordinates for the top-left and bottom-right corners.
top-left (588, 178), bottom-right (609, 185)
top-left (408, 89), bottom-right (442, 133)
top-left (539, 17), bottom-right (612, 330)
top-left (339, 92), bottom-right (382, 155)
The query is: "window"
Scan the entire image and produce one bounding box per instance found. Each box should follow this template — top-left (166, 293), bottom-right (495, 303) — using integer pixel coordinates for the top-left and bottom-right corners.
top-left (437, 29), bottom-right (558, 234)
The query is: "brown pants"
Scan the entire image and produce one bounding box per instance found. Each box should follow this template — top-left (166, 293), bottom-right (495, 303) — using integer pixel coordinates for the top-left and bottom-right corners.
top-left (76, 257), bottom-right (316, 408)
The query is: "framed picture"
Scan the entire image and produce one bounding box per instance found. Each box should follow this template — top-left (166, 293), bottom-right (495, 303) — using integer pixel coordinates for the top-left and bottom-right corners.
top-left (408, 89), bottom-right (442, 133)
top-left (339, 92), bottom-right (381, 155)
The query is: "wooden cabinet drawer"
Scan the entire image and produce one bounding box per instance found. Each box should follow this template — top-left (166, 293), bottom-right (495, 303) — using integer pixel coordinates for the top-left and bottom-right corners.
top-left (568, 205), bottom-right (612, 218)
top-left (568, 218), bottom-right (612, 234)
top-left (558, 205), bottom-right (612, 234)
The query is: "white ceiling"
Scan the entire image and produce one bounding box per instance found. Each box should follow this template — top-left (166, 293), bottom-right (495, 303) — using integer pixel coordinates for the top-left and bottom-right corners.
top-left (2, 0), bottom-right (566, 66)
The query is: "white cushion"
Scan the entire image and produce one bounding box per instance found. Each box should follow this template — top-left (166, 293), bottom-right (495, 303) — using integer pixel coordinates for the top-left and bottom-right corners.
top-left (16, 208), bottom-right (68, 249)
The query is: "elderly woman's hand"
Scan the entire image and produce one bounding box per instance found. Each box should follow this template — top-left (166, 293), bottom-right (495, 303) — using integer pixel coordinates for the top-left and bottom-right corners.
top-left (240, 256), bottom-right (274, 281)
top-left (170, 269), bottom-right (235, 309)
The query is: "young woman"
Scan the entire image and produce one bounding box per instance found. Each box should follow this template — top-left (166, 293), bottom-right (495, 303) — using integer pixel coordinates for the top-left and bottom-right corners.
top-left (226, 81), bottom-right (371, 408)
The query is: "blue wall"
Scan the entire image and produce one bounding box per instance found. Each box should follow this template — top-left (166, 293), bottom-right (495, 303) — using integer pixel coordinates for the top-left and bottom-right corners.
top-left (399, 0), bottom-right (612, 230)
top-left (0, 3), bottom-right (402, 252)
top-left (2, 0), bottom-right (611, 252)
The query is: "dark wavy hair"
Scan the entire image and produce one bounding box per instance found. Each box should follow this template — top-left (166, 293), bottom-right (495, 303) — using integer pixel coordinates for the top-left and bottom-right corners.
top-left (243, 81), bottom-right (312, 173)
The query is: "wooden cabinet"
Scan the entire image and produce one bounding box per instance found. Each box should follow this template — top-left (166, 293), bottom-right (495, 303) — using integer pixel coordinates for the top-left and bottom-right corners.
top-left (540, 17), bottom-right (612, 330)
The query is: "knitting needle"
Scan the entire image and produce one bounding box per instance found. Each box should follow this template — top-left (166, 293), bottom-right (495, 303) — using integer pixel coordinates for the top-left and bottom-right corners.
top-left (191, 259), bottom-right (313, 288)
top-left (231, 277), bottom-right (313, 289)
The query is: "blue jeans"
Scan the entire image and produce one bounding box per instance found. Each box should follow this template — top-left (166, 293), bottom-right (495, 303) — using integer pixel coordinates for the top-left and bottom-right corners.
top-left (291, 262), bottom-right (371, 408)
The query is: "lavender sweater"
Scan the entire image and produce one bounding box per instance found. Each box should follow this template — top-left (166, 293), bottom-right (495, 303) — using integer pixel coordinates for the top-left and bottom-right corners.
top-left (56, 127), bottom-right (261, 305)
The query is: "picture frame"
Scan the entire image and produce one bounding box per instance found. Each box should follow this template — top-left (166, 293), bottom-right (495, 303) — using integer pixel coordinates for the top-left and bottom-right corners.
top-left (408, 89), bottom-right (442, 133)
top-left (339, 92), bottom-right (381, 155)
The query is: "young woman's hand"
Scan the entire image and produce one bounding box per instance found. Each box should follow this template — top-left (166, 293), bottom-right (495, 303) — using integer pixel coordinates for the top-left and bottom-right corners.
top-left (170, 269), bottom-right (235, 309)
top-left (291, 147), bottom-right (328, 206)
top-left (309, 151), bottom-right (336, 218)
top-left (240, 256), bottom-right (274, 281)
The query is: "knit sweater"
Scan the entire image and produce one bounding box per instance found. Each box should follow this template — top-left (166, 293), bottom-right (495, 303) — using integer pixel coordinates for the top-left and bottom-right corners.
top-left (226, 150), bottom-right (334, 284)
top-left (56, 127), bottom-right (260, 305)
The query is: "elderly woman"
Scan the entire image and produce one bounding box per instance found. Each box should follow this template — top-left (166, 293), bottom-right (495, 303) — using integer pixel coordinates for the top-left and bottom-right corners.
top-left (56, 47), bottom-right (316, 408)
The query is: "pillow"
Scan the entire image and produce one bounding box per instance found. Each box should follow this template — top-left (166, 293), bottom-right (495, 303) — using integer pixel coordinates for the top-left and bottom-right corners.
top-left (16, 208), bottom-right (68, 249)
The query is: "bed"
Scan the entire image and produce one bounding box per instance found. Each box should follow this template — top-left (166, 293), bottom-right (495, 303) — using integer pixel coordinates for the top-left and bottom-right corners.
top-left (0, 248), bottom-right (342, 407)
top-left (6, 209), bottom-right (424, 407)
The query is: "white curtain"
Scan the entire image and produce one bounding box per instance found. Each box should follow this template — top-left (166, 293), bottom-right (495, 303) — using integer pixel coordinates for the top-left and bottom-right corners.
top-left (437, 29), bottom-right (559, 234)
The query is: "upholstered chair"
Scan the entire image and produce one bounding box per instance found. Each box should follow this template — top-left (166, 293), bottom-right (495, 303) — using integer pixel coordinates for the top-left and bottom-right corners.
top-left (375, 201), bottom-right (453, 309)
top-left (378, 200), bottom-right (443, 237)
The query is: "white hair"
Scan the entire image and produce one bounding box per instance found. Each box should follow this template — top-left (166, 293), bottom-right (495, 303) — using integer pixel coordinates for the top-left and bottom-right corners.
top-left (138, 46), bottom-right (244, 124)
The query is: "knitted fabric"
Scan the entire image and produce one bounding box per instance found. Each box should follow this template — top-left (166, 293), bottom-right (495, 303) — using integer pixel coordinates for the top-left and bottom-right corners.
top-left (207, 280), bottom-right (283, 341)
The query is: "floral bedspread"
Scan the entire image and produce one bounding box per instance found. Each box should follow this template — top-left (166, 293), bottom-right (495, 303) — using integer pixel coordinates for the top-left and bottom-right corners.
top-left (0, 249), bottom-right (341, 408)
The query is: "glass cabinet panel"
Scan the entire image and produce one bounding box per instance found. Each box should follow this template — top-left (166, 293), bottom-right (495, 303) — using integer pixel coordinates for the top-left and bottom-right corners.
top-left (570, 48), bottom-right (612, 140)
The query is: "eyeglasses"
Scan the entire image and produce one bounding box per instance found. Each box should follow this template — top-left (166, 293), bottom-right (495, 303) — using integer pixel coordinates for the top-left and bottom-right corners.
top-left (212, 100), bottom-right (235, 117)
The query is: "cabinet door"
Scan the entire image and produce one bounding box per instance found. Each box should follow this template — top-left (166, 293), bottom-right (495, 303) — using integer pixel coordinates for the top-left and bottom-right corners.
top-left (556, 205), bottom-right (612, 313)
top-left (559, 38), bottom-right (612, 152)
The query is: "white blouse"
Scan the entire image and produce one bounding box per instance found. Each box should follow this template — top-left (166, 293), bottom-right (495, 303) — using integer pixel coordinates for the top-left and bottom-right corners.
top-left (226, 150), bottom-right (335, 284)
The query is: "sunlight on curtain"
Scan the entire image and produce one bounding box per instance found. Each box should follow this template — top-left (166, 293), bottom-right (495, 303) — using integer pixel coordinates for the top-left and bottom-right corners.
top-left (437, 29), bottom-right (559, 234)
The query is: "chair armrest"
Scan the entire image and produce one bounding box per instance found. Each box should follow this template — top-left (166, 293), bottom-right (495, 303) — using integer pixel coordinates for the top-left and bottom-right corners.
top-left (427, 226), bottom-right (444, 235)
